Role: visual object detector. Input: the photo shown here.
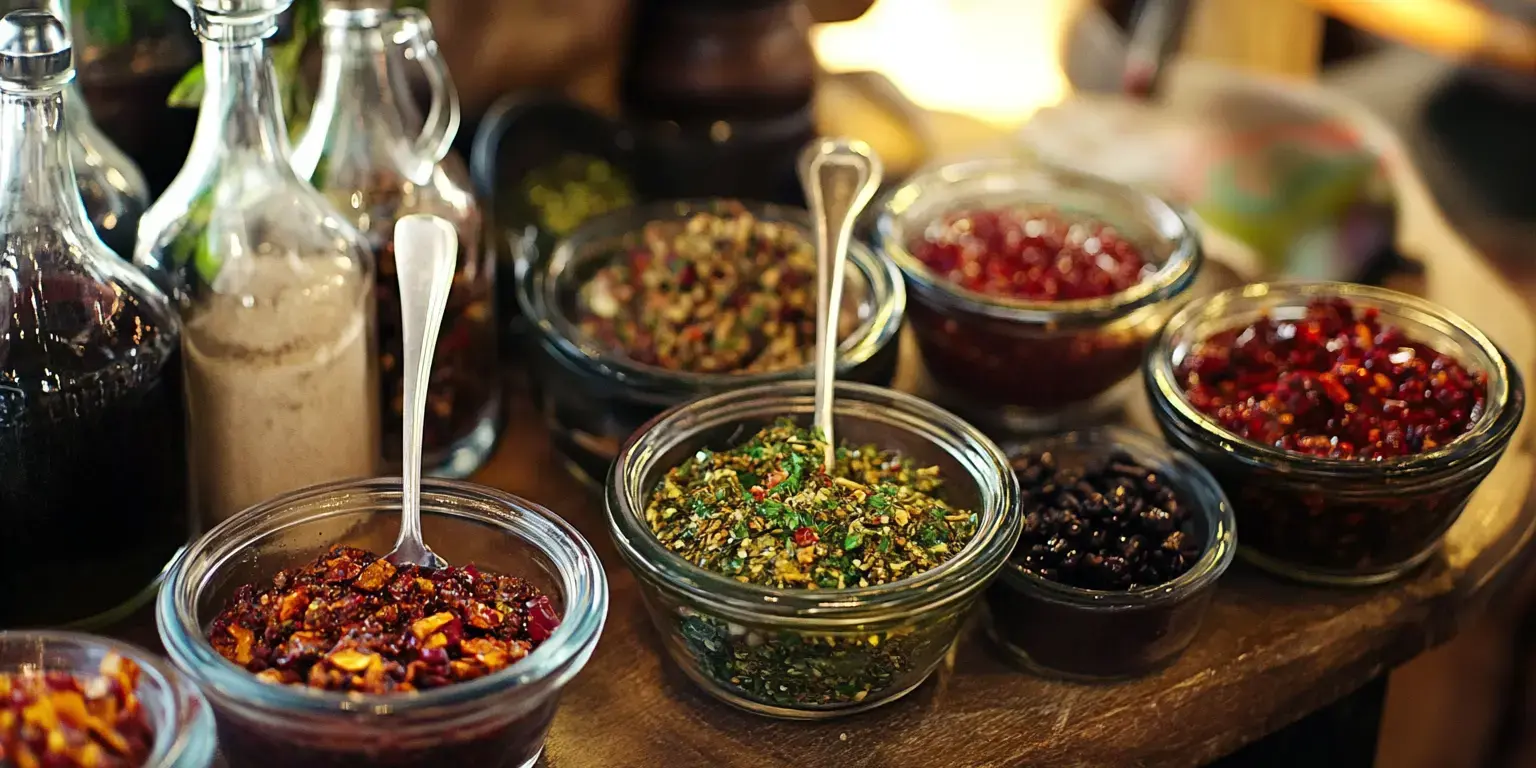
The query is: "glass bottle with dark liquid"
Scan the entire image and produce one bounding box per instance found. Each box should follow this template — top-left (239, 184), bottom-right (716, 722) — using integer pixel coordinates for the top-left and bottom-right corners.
top-left (293, 0), bottom-right (499, 478)
top-left (0, 9), bottom-right (188, 628)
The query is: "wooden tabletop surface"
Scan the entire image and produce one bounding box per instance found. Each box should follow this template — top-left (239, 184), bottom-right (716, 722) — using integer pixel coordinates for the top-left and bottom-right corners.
top-left (477, 356), bottom-right (1534, 768)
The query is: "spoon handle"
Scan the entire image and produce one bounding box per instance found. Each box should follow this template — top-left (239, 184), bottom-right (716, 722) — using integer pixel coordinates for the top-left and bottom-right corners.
top-left (798, 137), bottom-right (883, 471)
top-left (390, 214), bottom-right (458, 561)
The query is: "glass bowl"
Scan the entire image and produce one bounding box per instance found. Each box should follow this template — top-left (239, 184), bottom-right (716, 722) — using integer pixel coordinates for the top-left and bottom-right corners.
top-left (0, 630), bottom-right (216, 768)
top-left (606, 380), bottom-right (1021, 719)
top-left (519, 198), bottom-right (905, 486)
top-left (983, 427), bottom-right (1235, 680)
top-left (1145, 282), bottom-right (1526, 586)
top-left (876, 157), bottom-right (1201, 433)
top-left (156, 479), bottom-right (608, 768)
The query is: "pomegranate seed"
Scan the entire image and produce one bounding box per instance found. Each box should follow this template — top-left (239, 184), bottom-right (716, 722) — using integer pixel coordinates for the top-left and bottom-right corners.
top-left (1176, 298), bottom-right (1486, 460)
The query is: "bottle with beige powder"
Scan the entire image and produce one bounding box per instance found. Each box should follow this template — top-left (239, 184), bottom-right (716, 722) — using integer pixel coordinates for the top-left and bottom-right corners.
top-left (135, 0), bottom-right (379, 527)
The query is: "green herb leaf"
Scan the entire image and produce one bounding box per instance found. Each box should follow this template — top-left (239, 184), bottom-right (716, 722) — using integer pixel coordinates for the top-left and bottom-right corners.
top-left (843, 532), bottom-right (864, 552)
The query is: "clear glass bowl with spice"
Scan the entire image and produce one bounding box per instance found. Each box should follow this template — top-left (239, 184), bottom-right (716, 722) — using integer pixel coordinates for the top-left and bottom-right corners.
top-left (607, 380), bottom-right (1020, 719)
top-left (521, 198), bottom-right (905, 485)
top-left (876, 157), bottom-right (1201, 433)
top-left (0, 630), bottom-right (216, 768)
top-left (156, 478), bottom-right (608, 768)
top-left (1145, 282), bottom-right (1525, 586)
top-left (983, 427), bottom-right (1235, 680)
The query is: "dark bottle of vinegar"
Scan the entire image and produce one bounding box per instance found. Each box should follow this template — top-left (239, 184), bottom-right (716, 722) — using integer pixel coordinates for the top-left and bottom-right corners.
top-left (0, 9), bottom-right (189, 628)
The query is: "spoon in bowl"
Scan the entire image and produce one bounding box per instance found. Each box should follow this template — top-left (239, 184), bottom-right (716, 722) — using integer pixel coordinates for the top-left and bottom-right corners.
top-left (384, 213), bottom-right (459, 569)
top-left (798, 137), bottom-right (883, 472)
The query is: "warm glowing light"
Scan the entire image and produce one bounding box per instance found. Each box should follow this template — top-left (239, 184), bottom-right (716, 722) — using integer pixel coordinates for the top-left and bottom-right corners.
top-left (813, 0), bottom-right (1080, 128)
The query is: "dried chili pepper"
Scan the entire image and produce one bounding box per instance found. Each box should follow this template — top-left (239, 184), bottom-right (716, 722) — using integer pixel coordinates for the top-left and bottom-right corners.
top-left (0, 653), bottom-right (153, 768)
top-left (207, 546), bottom-right (560, 694)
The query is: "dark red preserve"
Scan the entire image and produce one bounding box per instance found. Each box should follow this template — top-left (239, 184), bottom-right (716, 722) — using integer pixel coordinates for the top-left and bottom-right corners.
top-left (912, 208), bottom-right (1152, 301)
top-left (0, 654), bottom-right (153, 768)
top-left (1175, 298), bottom-right (1488, 460)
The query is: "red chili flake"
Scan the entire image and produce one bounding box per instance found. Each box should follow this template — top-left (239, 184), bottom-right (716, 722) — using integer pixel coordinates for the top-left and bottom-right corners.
top-left (749, 485), bottom-right (767, 501)
top-left (1175, 297), bottom-right (1487, 460)
top-left (792, 526), bottom-right (820, 548)
top-left (525, 595), bottom-right (561, 645)
top-left (912, 208), bottom-right (1152, 301)
top-left (208, 545), bottom-right (560, 694)
top-left (0, 653), bottom-right (153, 768)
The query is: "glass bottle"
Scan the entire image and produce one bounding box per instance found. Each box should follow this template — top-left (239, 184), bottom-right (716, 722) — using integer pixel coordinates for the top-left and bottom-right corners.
top-left (136, 0), bottom-right (379, 530)
top-left (0, 0), bottom-right (151, 257)
top-left (292, 0), bottom-right (499, 478)
top-left (0, 8), bottom-right (188, 628)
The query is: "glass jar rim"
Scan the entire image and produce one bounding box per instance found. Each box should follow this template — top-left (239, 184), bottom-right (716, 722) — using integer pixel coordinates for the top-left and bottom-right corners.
top-left (0, 630), bottom-right (214, 768)
top-left (876, 157), bottom-right (1202, 325)
top-left (1145, 281), bottom-right (1525, 477)
top-left (519, 198), bottom-right (906, 392)
top-left (606, 380), bottom-right (1022, 625)
top-left (993, 426), bottom-right (1237, 606)
top-left (156, 478), bottom-right (609, 716)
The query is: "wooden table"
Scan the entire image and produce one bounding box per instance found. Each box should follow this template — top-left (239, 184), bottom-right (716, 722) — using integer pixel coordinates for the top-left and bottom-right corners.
top-left (472, 333), bottom-right (1535, 768)
top-left (102, 56), bottom-right (1534, 768)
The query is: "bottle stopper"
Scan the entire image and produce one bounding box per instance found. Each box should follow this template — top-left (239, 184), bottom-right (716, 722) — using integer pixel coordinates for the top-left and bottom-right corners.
top-left (0, 9), bottom-right (72, 92)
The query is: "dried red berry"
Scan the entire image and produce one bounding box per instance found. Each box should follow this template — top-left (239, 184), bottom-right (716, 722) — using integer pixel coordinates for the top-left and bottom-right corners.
top-left (793, 526), bottom-right (819, 547)
top-left (912, 208), bottom-right (1152, 301)
top-left (525, 595), bottom-right (561, 645)
top-left (1176, 298), bottom-right (1487, 460)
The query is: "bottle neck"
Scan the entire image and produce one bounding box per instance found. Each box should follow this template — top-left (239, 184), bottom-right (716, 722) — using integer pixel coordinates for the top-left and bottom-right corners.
top-left (0, 87), bottom-right (92, 234)
top-left (310, 19), bottom-right (418, 140)
top-left (187, 30), bottom-right (292, 169)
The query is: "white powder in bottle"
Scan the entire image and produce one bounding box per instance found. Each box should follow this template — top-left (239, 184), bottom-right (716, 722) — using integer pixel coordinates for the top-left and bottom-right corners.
top-left (184, 257), bottom-right (379, 526)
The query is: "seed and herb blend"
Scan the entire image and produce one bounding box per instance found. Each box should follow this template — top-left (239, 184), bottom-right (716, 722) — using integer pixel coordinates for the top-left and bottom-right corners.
top-left (0, 653), bottom-right (153, 768)
top-left (575, 205), bottom-right (827, 374)
top-left (1176, 297), bottom-right (1487, 460)
top-left (645, 420), bottom-right (979, 707)
top-left (208, 545), bottom-right (560, 694)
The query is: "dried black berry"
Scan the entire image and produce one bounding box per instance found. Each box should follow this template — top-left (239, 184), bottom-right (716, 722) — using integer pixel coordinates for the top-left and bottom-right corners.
top-left (1009, 452), bottom-right (1201, 591)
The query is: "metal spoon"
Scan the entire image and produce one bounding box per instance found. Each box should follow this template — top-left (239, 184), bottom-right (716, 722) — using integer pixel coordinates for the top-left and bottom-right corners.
top-left (384, 213), bottom-right (459, 570)
top-left (798, 137), bottom-right (883, 472)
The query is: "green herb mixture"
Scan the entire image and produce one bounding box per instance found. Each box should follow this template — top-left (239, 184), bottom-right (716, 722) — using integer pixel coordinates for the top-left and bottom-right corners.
top-left (645, 420), bottom-right (979, 589)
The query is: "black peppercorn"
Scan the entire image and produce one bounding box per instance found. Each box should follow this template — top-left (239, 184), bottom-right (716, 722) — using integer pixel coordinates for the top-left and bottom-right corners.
top-left (1010, 451), bottom-right (1201, 590)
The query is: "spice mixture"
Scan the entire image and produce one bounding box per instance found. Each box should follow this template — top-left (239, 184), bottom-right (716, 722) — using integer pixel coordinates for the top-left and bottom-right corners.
top-left (1176, 297), bottom-right (1487, 460)
top-left (1012, 451), bottom-right (1200, 590)
top-left (912, 207), bottom-right (1153, 301)
top-left (183, 259), bottom-right (377, 526)
top-left (646, 421), bottom-right (977, 709)
top-left (646, 421), bottom-right (979, 590)
top-left (0, 653), bottom-right (154, 768)
top-left (576, 205), bottom-right (837, 374)
top-left (208, 545), bottom-right (560, 694)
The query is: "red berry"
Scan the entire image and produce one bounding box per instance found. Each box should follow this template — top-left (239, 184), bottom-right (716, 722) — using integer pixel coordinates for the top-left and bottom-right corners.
top-left (793, 527), bottom-right (819, 547)
top-left (1176, 298), bottom-right (1486, 460)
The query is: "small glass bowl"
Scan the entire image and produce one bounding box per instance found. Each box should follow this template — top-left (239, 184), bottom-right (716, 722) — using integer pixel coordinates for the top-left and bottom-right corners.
top-left (983, 427), bottom-right (1235, 680)
top-left (1145, 282), bottom-right (1526, 586)
top-left (157, 479), bottom-right (608, 768)
top-left (519, 198), bottom-right (905, 486)
top-left (0, 630), bottom-right (216, 768)
top-left (607, 380), bottom-right (1021, 719)
top-left (876, 157), bottom-right (1201, 433)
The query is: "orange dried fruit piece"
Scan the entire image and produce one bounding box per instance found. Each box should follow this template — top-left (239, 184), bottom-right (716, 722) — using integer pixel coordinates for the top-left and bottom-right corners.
top-left (353, 559), bottom-right (396, 592)
top-left (278, 588), bottom-right (310, 622)
top-left (326, 648), bottom-right (378, 673)
top-left (226, 624), bottom-right (255, 665)
top-left (410, 611), bottom-right (456, 641)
